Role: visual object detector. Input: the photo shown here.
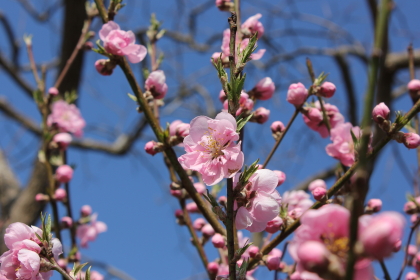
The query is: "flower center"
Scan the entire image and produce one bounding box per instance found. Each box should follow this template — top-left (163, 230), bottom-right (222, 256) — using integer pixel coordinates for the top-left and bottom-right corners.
top-left (200, 128), bottom-right (226, 159)
top-left (321, 233), bottom-right (349, 260)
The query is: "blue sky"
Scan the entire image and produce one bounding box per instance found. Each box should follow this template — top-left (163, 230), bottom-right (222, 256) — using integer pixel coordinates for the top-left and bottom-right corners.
top-left (1, 0), bottom-right (420, 279)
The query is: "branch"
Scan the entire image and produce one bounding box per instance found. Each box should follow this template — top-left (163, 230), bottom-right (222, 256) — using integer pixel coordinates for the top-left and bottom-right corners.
top-left (0, 53), bottom-right (34, 98)
top-left (293, 166), bottom-right (337, 191)
top-left (0, 149), bottom-right (20, 219)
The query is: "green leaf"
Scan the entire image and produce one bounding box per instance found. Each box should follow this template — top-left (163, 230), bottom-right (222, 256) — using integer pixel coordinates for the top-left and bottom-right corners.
top-left (238, 159), bottom-right (259, 186)
top-left (236, 113), bottom-right (253, 132)
top-left (34, 231), bottom-right (43, 242)
top-left (314, 72), bottom-right (329, 86)
top-left (32, 90), bottom-right (44, 104)
top-left (350, 129), bottom-right (358, 145)
top-left (49, 155), bottom-right (63, 166)
top-left (203, 189), bottom-right (219, 207)
top-left (73, 262), bottom-right (89, 276)
top-left (237, 32), bottom-right (258, 65)
top-left (64, 90), bottom-right (78, 104)
top-left (237, 258), bottom-right (249, 279)
top-left (127, 93), bottom-right (138, 102)
top-left (235, 240), bottom-right (253, 259)
top-left (210, 183), bottom-right (223, 197)
top-left (85, 266), bottom-right (92, 280)
top-left (45, 215), bottom-right (52, 239)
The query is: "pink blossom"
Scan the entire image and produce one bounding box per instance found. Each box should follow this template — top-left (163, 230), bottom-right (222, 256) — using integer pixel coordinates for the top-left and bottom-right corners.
top-left (61, 216), bottom-right (73, 228)
top-left (235, 169), bottom-right (281, 232)
top-left (312, 187), bottom-right (327, 201)
top-left (393, 239), bottom-right (402, 252)
top-left (308, 179), bottom-right (327, 192)
top-left (55, 165), bottom-right (73, 183)
top-left (145, 70), bottom-right (168, 99)
top-left (319, 82), bottom-right (336, 98)
top-left (408, 79), bottom-right (420, 92)
top-left (211, 233), bottom-right (225, 248)
top-left (286, 83), bottom-right (308, 106)
top-left (372, 102), bottom-right (390, 124)
top-left (215, 0), bottom-right (232, 11)
top-left (282, 190), bottom-right (313, 218)
top-left (241, 14), bottom-right (264, 39)
top-left (99, 21), bottom-right (147, 63)
top-left (169, 120), bottom-right (190, 138)
top-left (273, 170), bottom-right (286, 186)
top-left (174, 209), bottom-right (183, 219)
top-left (366, 198), bottom-right (382, 212)
top-left (54, 188), bottom-right (67, 201)
top-left (270, 121), bottom-right (285, 134)
top-left (95, 59), bottom-right (115, 75)
top-left (248, 246), bottom-right (259, 258)
top-left (178, 112), bottom-right (244, 186)
top-left (192, 218), bottom-right (206, 230)
top-left (219, 90), bottom-right (227, 103)
top-left (76, 213), bottom-right (107, 248)
top-left (297, 241), bottom-right (330, 274)
top-left (326, 122), bottom-right (362, 166)
top-left (53, 133), bottom-right (72, 150)
top-left (81, 205), bottom-right (92, 217)
top-left (194, 182), bottom-right (206, 194)
top-left (170, 189), bottom-right (182, 198)
top-left (302, 101), bottom-right (345, 138)
top-left (35, 193), bottom-right (48, 202)
top-left (252, 77), bottom-right (275, 100)
top-left (406, 272), bottom-right (418, 280)
top-left (359, 212), bottom-right (405, 259)
top-left (186, 202), bottom-right (199, 213)
top-left (144, 140), bottom-right (159, 156)
top-left (208, 262), bottom-right (219, 274)
top-left (47, 100), bottom-right (86, 137)
top-left (403, 133), bottom-right (420, 149)
top-left (252, 107), bottom-right (270, 124)
top-left (409, 244), bottom-right (418, 256)
top-left (48, 87), bottom-right (59, 96)
top-left (223, 92), bottom-right (254, 116)
top-left (265, 216), bottom-right (283, 233)
top-left (201, 224), bottom-right (215, 237)
top-left (90, 271), bottom-right (104, 280)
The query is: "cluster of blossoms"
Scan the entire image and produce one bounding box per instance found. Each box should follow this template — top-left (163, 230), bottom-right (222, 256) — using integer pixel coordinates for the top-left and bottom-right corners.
top-left (0, 223), bottom-right (62, 280)
top-left (47, 100), bottom-right (86, 138)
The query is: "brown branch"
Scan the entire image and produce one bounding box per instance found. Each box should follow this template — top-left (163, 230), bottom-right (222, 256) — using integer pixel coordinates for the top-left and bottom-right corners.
top-left (0, 11), bottom-right (20, 65)
top-left (0, 150), bottom-right (20, 219)
top-left (0, 53), bottom-right (34, 98)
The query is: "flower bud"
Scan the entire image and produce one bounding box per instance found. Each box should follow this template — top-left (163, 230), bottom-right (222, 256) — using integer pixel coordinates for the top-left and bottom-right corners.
top-left (207, 262), bottom-right (219, 275)
top-left (193, 218), bottom-right (206, 231)
top-left (372, 102), bottom-right (390, 124)
top-left (48, 87), bottom-right (59, 96)
top-left (393, 239), bottom-right (402, 252)
top-left (219, 90), bottom-right (227, 103)
top-left (308, 179), bottom-right (327, 192)
top-left (266, 255), bottom-right (280, 271)
top-left (201, 224), bottom-right (215, 237)
top-left (81, 205), bottom-right (92, 217)
top-left (405, 201), bottom-right (419, 214)
top-left (253, 107), bottom-right (270, 124)
top-left (218, 196), bottom-right (227, 204)
top-left (215, 0), bottom-right (233, 11)
top-left (404, 133), bottom-right (420, 149)
top-left (194, 182), bottom-right (206, 194)
top-left (35, 193), bottom-right (49, 202)
top-left (95, 59), bottom-right (115, 76)
top-left (270, 121), bottom-right (285, 134)
top-left (186, 202), bottom-right (199, 213)
top-left (405, 272), bottom-right (418, 280)
top-left (211, 233), bottom-right (225, 248)
top-left (409, 245), bottom-right (418, 257)
top-left (247, 246), bottom-right (259, 258)
top-left (55, 165), bottom-right (73, 183)
top-left (306, 107), bottom-right (324, 123)
top-left (252, 77), bottom-right (275, 100)
top-left (174, 209), bottom-right (184, 219)
top-left (53, 133), bottom-right (72, 150)
top-left (319, 82), bottom-right (336, 98)
top-left (54, 188), bottom-right (67, 201)
top-left (286, 83), bottom-right (308, 106)
top-left (265, 216), bottom-right (283, 233)
top-left (273, 170), bottom-right (286, 186)
top-left (57, 259), bottom-right (67, 270)
top-left (144, 141), bottom-right (159, 156)
top-left (408, 79), bottom-right (420, 92)
top-left (413, 253), bottom-right (420, 272)
top-left (145, 70), bottom-right (168, 99)
top-left (61, 216), bottom-right (73, 228)
top-left (312, 187), bottom-right (327, 201)
top-left (366, 198), bottom-right (382, 213)
top-left (170, 189), bottom-right (183, 198)
top-left (84, 41), bottom-right (94, 50)
top-left (297, 241), bottom-right (330, 274)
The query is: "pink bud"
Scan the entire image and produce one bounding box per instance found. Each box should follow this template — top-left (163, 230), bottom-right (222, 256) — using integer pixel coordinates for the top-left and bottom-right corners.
top-left (145, 70), bottom-right (168, 99)
top-left (61, 216), bottom-right (73, 228)
top-left (269, 248), bottom-right (282, 258)
top-left (408, 79), bottom-right (420, 92)
top-left (308, 179), bottom-right (327, 192)
top-left (286, 82), bottom-right (308, 106)
top-left (413, 253), bottom-right (420, 272)
top-left (256, 164), bottom-right (263, 170)
top-left (405, 272), bottom-right (418, 280)
top-left (319, 82), bottom-right (336, 98)
top-left (412, 214), bottom-right (419, 224)
top-left (265, 216), bottom-right (283, 233)
top-left (207, 262), bottom-right (219, 274)
top-left (174, 209), bottom-right (184, 218)
top-left (194, 182), bottom-right (206, 194)
top-left (219, 90), bottom-right (227, 103)
top-left (186, 202), bottom-right (199, 213)
top-left (95, 59), bottom-right (114, 76)
top-left (201, 224), bottom-right (215, 237)
top-left (372, 102), bottom-right (390, 124)
top-left (393, 239), bottom-right (402, 252)
top-left (270, 121), bottom-right (285, 134)
top-left (54, 188), bottom-right (67, 201)
top-left (57, 259), bottom-right (67, 270)
top-left (266, 255), bottom-right (280, 271)
top-left (48, 87), bottom-right (59, 96)
top-left (253, 77), bottom-right (275, 100)
top-left (367, 198), bottom-right (382, 212)
top-left (409, 245), bottom-right (418, 256)
top-left (53, 133), bottom-right (72, 150)
top-left (193, 218), bottom-right (206, 230)
top-left (81, 205), bottom-right (92, 217)
top-left (55, 165), bottom-right (74, 183)
top-left (211, 233), bottom-right (225, 248)
top-left (273, 170), bottom-right (286, 186)
top-left (297, 241), bottom-right (330, 273)
top-left (175, 123), bottom-right (190, 138)
top-left (404, 133), bottom-right (420, 149)
top-left (84, 41), bottom-right (94, 50)
top-left (405, 201), bottom-right (418, 214)
top-left (144, 141), bottom-right (158, 155)
top-left (218, 196), bottom-right (227, 204)
top-left (312, 187), bottom-right (327, 201)
top-left (248, 245), bottom-right (259, 258)
top-left (35, 193), bottom-right (49, 202)
top-left (170, 189), bottom-right (183, 198)
top-left (253, 107), bottom-right (270, 124)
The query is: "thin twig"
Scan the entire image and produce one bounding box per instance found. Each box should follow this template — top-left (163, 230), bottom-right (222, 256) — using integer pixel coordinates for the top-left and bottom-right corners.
top-left (396, 218), bottom-right (420, 280)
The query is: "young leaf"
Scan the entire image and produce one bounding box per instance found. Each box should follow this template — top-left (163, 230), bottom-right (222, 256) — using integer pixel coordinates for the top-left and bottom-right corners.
top-left (85, 266), bottom-right (92, 280)
top-left (127, 93), bottom-right (138, 102)
top-left (73, 262), bottom-right (89, 276)
top-left (203, 189), bottom-right (219, 207)
top-left (32, 90), bottom-right (44, 104)
top-left (239, 159), bottom-right (259, 186)
top-left (350, 129), bottom-right (358, 146)
top-left (236, 113), bottom-right (253, 132)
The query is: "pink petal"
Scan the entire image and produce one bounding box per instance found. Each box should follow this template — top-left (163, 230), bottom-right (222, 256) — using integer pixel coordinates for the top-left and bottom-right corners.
top-left (215, 112), bottom-right (237, 130)
top-left (236, 207), bottom-right (253, 230)
top-left (125, 44), bottom-right (147, 63)
top-left (99, 21), bottom-right (120, 41)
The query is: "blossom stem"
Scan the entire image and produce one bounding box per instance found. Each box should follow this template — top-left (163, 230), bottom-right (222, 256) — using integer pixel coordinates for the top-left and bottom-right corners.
top-left (226, 178), bottom-right (237, 280)
top-left (379, 260), bottom-right (391, 280)
top-left (396, 218), bottom-right (420, 280)
top-left (180, 199), bottom-right (211, 279)
top-left (262, 109), bottom-right (299, 169)
top-left (25, 41), bottom-right (42, 90)
top-left (247, 95), bottom-right (420, 270)
top-left (54, 18), bottom-right (93, 90)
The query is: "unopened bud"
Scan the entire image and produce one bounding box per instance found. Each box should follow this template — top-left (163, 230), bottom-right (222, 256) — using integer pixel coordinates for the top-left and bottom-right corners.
top-left (81, 205), bottom-right (92, 217)
top-left (48, 87), bottom-right (59, 96)
top-left (372, 102), bottom-right (390, 124)
top-left (54, 188), bottom-right (67, 201)
top-left (201, 224), bottom-right (215, 237)
top-left (211, 233), bottom-right (225, 248)
top-left (319, 82), bottom-right (336, 98)
top-left (61, 216), bottom-right (73, 228)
